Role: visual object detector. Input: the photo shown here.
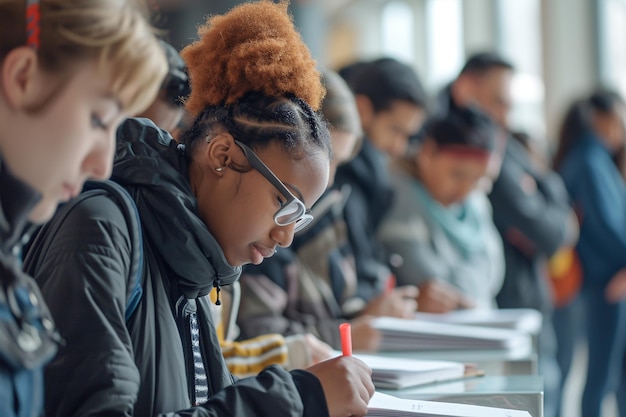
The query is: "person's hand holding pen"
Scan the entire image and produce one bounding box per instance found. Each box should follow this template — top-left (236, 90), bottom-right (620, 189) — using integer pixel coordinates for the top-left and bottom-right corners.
top-left (306, 323), bottom-right (374, 417)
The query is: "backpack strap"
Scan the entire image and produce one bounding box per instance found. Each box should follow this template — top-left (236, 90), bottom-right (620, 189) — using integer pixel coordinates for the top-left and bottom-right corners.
top-left (82, 181), bottom-right (143, 321)
top-left (25, 180), bottom-right (143, 322)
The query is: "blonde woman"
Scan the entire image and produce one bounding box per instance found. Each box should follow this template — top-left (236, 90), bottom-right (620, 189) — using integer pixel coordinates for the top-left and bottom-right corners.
top-left (0, 1), bottom-right (166, 416)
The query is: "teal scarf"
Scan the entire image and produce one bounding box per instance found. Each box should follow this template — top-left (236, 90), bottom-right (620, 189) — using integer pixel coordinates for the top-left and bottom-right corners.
top-left (412, 181), bottom-right (485, 258)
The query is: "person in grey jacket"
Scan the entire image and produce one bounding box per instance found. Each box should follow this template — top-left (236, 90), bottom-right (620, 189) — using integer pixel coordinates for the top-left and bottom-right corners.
top-left (23, 2), bottom-right (374, 417)
top-left (378, 107), bottom-right (504, 311)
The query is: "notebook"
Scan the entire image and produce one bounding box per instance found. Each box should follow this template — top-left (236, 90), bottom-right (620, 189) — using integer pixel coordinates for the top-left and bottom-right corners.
top-left (371, 316), bottom-right (533, 354)
top-left (367, 391), bottom-right (532, 417)
top-left (350, 353), bottom-right (468, 390)
top-left (413, 308), bottom-right (543, 335)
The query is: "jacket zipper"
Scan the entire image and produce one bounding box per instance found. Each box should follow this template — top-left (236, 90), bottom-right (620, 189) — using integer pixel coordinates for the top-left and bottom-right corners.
top-left (175, 296), bottom-right (197, 405)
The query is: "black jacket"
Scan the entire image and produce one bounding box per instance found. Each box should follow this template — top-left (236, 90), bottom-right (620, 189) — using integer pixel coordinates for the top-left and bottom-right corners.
top-left (0, 159), bottom-right (57, 417)
top-left (23, 118), bottom-right (328, 417)
top-left (489, 137), bottom-right (572, 312)
top-left (333, 139), bottom-right (394, 302)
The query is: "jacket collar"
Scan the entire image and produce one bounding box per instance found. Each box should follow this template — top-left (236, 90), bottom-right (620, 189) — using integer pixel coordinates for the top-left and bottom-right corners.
top-left (112, 118), bottom-right (241, 299)
top-left (0, 157), bottom-right (40, 254)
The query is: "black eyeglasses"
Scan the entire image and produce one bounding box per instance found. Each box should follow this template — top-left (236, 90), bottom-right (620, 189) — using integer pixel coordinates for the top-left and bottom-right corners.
top-left (235, 141), bottom-right (313, 232)
top-left (25, 0), bottom-right (40, 50)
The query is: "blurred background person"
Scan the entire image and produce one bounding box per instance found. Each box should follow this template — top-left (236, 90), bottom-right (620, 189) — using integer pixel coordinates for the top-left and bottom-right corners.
top-left (378, 106), bottom-right (504, 313)
top-left (552, 89), bottom-right (626, 417)
top-left (437, 52), bottom-right (573, 417)
top-left (334, 57), bottom-right (428, 307)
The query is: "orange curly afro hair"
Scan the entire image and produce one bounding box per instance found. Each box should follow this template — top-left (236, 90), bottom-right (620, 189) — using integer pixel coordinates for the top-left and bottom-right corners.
top-left (181, 0), bottom-right (325, 116)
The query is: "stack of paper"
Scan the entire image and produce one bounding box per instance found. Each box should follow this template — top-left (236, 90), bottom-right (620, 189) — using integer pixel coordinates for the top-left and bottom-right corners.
top-left (372, 317), bottom-right (532, 354)
top-left (367, 392), bottom-right (532, 417)
top-left (351, 353), bottom-right (466, 390)
top-left (413, 308), bottom-right (543, 335)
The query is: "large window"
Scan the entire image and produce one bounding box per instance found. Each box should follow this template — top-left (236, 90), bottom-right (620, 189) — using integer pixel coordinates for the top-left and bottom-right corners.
top-left (496, 0), bottom-right (545, 139)
top-left (381, 1), bottom-right (415, 63)
top-left (598, 0), bottom-right (626, 97)
top-left (425, 0), bottom-right (464, 91)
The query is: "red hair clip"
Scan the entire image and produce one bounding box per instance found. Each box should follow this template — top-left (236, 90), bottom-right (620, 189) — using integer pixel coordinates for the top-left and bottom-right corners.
top-left (25, 0), bottom-right (40, 49)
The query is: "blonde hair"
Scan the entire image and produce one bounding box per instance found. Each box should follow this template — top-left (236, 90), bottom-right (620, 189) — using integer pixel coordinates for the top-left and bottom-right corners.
top-left (0, 0), bottom-right (167, 115)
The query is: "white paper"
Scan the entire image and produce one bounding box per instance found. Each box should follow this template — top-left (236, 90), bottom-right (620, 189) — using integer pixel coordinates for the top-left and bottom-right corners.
top-left (367, 392), bottom-right (532, 417)
top-left (413, 308), bottom-right (543, 335)
top-left (351, 353), bottom-right (466, 389)
top-left (371, 317), bottom-right (533, 353)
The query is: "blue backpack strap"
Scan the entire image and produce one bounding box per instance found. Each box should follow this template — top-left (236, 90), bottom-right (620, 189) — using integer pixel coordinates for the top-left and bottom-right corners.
top-left (82, 181), bottom-right (143, 322)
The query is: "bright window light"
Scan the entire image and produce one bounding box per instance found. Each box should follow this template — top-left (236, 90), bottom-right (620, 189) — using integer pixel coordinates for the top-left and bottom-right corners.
top-left (382, 1), bottom-right (415, 63)
top-left (425, 0), bottom-right (463, 90)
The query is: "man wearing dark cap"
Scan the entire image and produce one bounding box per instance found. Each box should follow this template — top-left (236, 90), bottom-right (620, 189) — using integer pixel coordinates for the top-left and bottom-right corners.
top-left (437, 52), bottom-right (574, 417)
top-left (335, 57), bottom-right (427, 304)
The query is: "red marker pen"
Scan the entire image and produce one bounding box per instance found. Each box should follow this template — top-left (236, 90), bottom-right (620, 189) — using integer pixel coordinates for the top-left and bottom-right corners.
top-left (339, 323), bottom-right (352, 356)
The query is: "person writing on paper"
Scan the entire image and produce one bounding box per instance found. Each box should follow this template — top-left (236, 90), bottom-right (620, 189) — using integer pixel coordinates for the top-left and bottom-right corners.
top-left (23, 2), bottom-right (374, 417)
top-left (334, 57), bottom-right (427, 306)
top-left (378, 107), bottom-right (504, 312)
top-left (215, 71), bottom-right (362, 376)
top-left (237, 69), bottom-right (418, 355)
top-left (0, 1), bottom-right (167, 416)
top-left (137, 43), bottom-right (335, 377)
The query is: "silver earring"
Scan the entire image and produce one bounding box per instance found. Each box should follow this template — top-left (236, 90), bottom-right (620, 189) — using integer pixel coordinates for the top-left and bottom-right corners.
top-left (215, 167), bottom-right (224, 172)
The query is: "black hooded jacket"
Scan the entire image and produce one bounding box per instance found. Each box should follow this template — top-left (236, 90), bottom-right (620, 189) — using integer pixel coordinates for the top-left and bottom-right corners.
top-left (23, 118), bottom-right (328, 417)
top-left (333, 139), bottom-right (394, 302)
